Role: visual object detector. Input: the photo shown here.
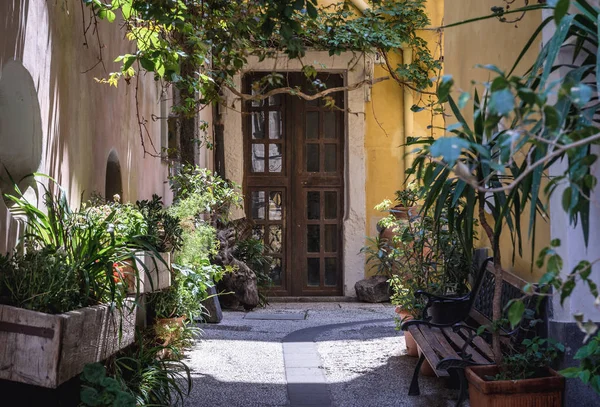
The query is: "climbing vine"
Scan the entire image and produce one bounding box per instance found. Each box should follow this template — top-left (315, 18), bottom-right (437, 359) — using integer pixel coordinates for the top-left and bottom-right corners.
top-left (80, 0), bottom-right (441, 157)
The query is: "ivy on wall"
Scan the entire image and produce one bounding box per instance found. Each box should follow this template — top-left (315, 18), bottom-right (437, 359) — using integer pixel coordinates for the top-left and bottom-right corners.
top-left (81, 0), bottom-right (441, 157)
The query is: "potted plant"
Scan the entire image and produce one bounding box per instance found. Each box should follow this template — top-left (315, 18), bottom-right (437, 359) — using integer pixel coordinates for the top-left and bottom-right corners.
top-left (386, 204), bottom-right (471, 374)
top-left (376, 186), bottom-right (419, 244)
top-left (0, 182), bottom-right (138, 388)
top-left (147, 264), bottom-right (216, 350)
top-left (136, 194), bottom-right (184, 292)
top-left (465, 337), bottom-right (565, 406)
top-left (391, 187), bottom-right (419, 220)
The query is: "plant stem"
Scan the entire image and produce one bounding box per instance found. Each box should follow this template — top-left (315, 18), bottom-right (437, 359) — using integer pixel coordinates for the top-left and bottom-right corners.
top-left (478, 192), bottom-right (503, 365)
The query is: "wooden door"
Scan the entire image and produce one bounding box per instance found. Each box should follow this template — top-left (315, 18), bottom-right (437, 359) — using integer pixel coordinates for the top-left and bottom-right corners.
top-left (243, 73), bottom-right (344, 296)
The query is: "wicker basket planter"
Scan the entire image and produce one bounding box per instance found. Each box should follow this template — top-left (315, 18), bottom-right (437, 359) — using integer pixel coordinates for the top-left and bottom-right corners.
top-left (0, 302), bottom-right (136, 388)
top-left (465, 365), bottom-right (565, 407)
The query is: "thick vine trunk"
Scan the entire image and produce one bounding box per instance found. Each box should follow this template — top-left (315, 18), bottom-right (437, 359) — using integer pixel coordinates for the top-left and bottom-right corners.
top-left (179, 59), bottom-right (196, 166)
top-left (478, 193), bottom-right (503, 365)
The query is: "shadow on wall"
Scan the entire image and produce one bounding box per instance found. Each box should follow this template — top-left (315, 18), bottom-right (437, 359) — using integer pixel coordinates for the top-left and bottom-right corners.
top-left (0, 60), bottom-right (42, 255)
top-left (0, 60), bottom-right (43, 197)
top-left (0, 0), bottom-right (53, 255)
top-left (0, 0), bottom-right (28, 65)
top-left (0, 0), bottom-right (29, 255)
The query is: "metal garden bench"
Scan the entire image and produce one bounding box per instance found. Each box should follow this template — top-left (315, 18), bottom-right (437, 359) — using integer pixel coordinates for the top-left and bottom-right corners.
top-left (401, 256), bottom-right (544, 406)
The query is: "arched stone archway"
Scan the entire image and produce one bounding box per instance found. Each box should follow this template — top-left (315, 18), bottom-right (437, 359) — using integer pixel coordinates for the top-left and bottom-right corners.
top-left (105, 150), bottom-right (123, 201)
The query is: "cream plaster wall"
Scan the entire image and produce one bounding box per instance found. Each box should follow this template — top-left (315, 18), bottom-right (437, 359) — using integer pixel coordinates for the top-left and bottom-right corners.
top-left (0, 0), bottom-right (205, 254)
top-left (223, 52), bottom-right (371, 296)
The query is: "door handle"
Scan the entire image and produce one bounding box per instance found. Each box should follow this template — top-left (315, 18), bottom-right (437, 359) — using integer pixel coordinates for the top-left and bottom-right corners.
top-left (301, 181), bottom-right (308, 185)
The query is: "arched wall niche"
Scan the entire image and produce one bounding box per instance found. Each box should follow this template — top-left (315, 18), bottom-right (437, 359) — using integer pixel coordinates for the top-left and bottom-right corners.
top-left (105, 149), bottom-right (123, 202)
top-left (0, 60), bottom-right (43, 204)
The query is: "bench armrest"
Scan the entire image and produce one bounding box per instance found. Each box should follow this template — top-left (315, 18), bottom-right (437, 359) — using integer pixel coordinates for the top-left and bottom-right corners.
top-left (400, 318), bottom-right (466, 331)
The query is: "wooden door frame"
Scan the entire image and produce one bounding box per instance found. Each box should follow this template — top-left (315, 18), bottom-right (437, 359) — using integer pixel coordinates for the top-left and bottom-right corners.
top-left (220, 51), bottom-right (369, 297)
top-left (242, 73), bottom-right (292, 296)
top-left (289, 73), bottom-right (344, 296)
top-left (242, 72), bottom-right (345, 296)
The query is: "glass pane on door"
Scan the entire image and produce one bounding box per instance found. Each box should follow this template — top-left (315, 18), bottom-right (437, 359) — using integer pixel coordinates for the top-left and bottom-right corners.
top-left (251, 144), bottom-right (265, 172)
top-left (307, 258), bottom-right (320, 286)
top-left (251, 112), bottom-right (265, 139)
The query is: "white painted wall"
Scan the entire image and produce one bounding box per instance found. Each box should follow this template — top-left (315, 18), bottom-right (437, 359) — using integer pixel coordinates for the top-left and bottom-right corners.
top-left (543, 7), bottom-right (600, 323)
top-left (0, 0), bottom-right (212, 254)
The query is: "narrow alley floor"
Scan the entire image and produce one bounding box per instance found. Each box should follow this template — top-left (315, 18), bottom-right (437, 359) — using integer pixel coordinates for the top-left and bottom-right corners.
top-left (183, 302), bottom-right (461, 407)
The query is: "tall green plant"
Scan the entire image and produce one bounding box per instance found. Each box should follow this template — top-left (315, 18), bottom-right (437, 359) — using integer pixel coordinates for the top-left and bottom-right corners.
top-left (412, 0), bottom-right (600, 376)
top-left (3, 179), bottom-right (137, 309)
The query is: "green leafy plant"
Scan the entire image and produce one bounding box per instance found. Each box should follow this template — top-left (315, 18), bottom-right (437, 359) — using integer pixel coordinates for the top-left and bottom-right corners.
top-left (408, 0), bottom-right (600, 386)
top-left (148, 262), bottom-right (223, 321)
top-left (2, 178), bottom-right (143, 311)
top-left (80, 363), bottom-right (135, 407)
top-left (171, 223), bottom-right (219, 272)
top-left (394, 189), bottom-right (419, 208)
top-left (360, 236), bottom-right (403, 278)
top-left (136, 194), bottom-right (183, 253)
top-left (168, 166), bottom-right (242, 224)
top-left (86, 193), bottom-right (148, 243)
top-left (0, 248), bottom-right (82, 314)
top-left (562, 332), bottom-right (600, 391)
top-left (389, 274), bottom-right (426, 321)
top-left (492, 337), bottom-right (565, 381)
top-left (82, 0), bottom-right (439, 120)
top-left (109, 331), bottom-right (192, 407)
top-left (234, 237), bottom-right (273, 305)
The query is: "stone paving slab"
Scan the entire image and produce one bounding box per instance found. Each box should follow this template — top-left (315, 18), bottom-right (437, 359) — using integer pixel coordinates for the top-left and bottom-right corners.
top-left (244, 312), bottom-right (307, 321)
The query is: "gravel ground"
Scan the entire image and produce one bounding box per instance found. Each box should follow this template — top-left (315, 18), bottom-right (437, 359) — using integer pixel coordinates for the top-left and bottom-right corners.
top-left (183, 303), bottom-right (462, 407)
top-left (317, 323), bottom-right (461, 407)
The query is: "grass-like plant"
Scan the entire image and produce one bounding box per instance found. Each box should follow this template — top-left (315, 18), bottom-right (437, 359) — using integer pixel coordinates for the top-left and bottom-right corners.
top-left (1, 175), bottom-right (155, 312)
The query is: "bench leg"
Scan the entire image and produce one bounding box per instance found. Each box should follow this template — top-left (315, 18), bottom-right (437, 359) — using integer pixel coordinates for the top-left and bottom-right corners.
top-left (408, 354), bottom-right (425, 396)
top-left (448, 368), bottom-right (468, 407)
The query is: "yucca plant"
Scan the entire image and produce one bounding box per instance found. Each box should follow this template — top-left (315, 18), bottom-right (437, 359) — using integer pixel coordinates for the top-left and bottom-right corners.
top-left (411, 0), bottom-right (600, 382)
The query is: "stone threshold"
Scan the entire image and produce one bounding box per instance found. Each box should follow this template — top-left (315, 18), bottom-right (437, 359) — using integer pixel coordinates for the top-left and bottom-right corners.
top-left (268, 296), bottom-right (358, 303)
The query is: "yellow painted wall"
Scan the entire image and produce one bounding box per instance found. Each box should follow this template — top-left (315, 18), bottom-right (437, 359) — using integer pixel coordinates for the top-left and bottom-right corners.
top-left (362, 0), bottom-right (445, 275)
top-left (443, 0), bottom-right (549, 281)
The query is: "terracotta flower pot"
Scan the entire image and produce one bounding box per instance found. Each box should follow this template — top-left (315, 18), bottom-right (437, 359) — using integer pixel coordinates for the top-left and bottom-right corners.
top-left (396, 307), bottom-right (419, 357)
top-left (390, 205), bottom-right (420, 220)
top-left (417, 347), bottom-right (436, 377)
top-left (465, 365), bottom-right (565, 407)
top-left (154, 316), bottom-right (187, 358)
top-left (155, 316), bottom-right (186, 344)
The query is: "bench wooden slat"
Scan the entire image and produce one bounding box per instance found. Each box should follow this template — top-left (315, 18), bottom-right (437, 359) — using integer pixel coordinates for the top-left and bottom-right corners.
top-left (420, 325), bottom-right (461, 360)
top-left (441, 327), bottom-right (491, 365)
top-left (470, 335), bottom-right (495, 361)
top-left (407, 325), bottom-right (449, 377)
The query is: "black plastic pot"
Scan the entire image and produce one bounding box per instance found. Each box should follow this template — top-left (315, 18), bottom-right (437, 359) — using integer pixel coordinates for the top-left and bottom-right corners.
top-left (427, 299), bottom-right (471, 325)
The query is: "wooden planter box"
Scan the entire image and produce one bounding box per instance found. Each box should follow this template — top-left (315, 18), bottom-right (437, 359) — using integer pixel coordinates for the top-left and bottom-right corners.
top-left (0, 302), bottom-right (136, 388)
top-left (466, 365), bottom-right (565, 407)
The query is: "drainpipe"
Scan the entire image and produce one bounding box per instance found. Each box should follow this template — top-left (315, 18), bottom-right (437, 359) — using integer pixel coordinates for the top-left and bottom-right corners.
top-left (401, 45), bottom-right (414, 179)
top-left (349, 0), bottom-right (414, 184)
top-left (349, 0), bottom-right (370, 13)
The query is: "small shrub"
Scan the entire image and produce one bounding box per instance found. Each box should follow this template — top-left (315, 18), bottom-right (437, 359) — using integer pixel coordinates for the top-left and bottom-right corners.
top-left (80, 363), bottom-right (135, 407)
